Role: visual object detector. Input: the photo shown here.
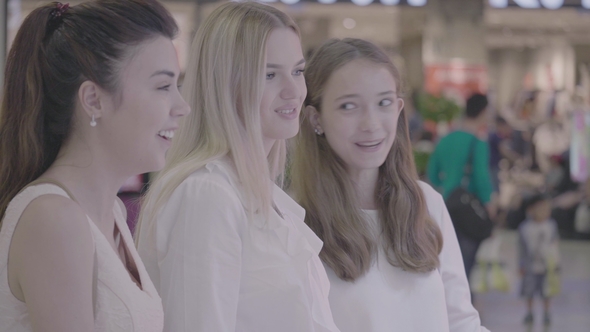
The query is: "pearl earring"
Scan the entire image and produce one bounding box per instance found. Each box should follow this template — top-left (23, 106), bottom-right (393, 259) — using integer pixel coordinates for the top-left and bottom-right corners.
top-left (90, 115), bottom-right (97, 127)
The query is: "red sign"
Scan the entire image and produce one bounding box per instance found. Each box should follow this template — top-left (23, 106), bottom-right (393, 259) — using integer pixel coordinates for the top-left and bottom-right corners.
top-left (425, 63), bottom-right (488, 102)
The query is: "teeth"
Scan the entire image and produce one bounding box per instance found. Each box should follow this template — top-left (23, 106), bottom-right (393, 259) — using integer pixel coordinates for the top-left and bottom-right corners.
top-left (158, 130), bottom-right (174, 139)
top-left (357, 142), bottom-right (380, 147)
top-left (276, 109), bottom-right (294, 114)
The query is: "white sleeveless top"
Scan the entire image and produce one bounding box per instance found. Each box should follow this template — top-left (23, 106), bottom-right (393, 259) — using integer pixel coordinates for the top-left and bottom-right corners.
top-left (0, 183), bottom-right (164, 332)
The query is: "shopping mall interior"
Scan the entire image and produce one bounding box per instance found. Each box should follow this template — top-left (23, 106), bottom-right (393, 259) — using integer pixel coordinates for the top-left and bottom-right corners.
top-left (1, 0), bottom-right (590, 331)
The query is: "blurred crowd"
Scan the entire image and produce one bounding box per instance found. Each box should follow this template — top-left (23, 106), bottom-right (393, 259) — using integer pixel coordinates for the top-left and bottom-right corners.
top-left (411, 89), bottom-right (590, 240)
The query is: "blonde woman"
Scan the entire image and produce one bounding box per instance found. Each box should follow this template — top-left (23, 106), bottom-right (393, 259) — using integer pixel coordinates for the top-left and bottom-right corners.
top-left (135, 2), bottom-right (339, 331)
top-left (291, 38), bottom-right (489, 332)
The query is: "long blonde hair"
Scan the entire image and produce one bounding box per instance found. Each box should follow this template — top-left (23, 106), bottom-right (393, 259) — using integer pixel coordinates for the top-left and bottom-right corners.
top-left (291, 39), bottom-right (443, 281)
top-left (137, 1), bottom-right (299, 237)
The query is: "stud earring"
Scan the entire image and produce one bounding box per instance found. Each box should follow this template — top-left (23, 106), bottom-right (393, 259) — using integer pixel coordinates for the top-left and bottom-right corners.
top-left (90, 114), bottom-right (97, 127)
top-left (314, 128), bottom-right (323, 135)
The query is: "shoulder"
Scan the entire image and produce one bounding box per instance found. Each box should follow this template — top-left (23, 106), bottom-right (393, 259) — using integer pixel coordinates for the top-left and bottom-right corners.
top-left (435, 132), bottom-right (454, 146)
top-left (19, 194), bottom-right (91, 236)
top-left (178, 161), bottom-right (242, 204)
top-left (518, 220), bottom-right (531, 232)
top-left (417, 181), bottom-right (445, 216)
top-left (9, 194), bottom-right (95, 304)
top-left (418, 181), bottom-right (444, 203)
top-left (163, 158), bottom-right (246, 217)
top-left (547, 219), bottom-right (559, 230)
top-left (476, 137), bottom-right (490, 147)
top-left (12, 194), bottom-right (94, 266)
top-left (157, 162), bottom-right (248, 236)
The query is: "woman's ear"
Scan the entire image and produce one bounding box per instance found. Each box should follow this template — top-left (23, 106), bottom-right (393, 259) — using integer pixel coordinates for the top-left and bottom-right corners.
top-left (397, 98), bottom-right (405, 114)
top-left (305, 105), bottom-right (323, 135)
top-left (78, 80), bottom-right (104, 121)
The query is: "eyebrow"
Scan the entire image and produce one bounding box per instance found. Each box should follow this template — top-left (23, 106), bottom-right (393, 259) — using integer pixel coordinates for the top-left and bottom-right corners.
top-left (334, 90), bottom-right (396, 102)
top-left (266, 58), bottom-right (306, 69)
top-left (150, 70), bottom-right (176, 78)
top-left (334, 94), bottom-right (359, 102)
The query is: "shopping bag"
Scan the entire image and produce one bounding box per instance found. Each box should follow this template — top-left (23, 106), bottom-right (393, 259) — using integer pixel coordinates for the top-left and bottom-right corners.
top-left (543, 244), bottom-right (561, 297)
top-left (470, 231), bottom-right (511, 293)
top-left (490, 262), bottom-right (510, 292)
top-left (470, 261), bottom-right (489, 293)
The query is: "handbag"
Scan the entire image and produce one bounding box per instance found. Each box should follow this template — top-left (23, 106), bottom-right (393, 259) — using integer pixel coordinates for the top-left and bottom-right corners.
top-left (445, 136), bottom-right (494, 242)
top-left (470, 231), bottom-right (511, 293)
top-left (543, 241), bottom-right (561, 297)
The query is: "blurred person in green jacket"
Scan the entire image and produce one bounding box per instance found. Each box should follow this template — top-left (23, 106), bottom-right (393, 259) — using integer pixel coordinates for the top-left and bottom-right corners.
top-left (427, 93), bottom-right (494, 290)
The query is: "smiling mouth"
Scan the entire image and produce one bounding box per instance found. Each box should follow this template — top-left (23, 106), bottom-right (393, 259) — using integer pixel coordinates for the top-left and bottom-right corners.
top-left (157, 130), bottom-right (174, 140)
top-left (276, 108), bottom-right (295, 114)
top-left (356, 140), bottom-right (383, 148)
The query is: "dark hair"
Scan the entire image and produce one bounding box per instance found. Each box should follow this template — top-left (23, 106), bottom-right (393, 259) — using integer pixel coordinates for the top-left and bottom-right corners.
top-left (524, 192), bottom-right (551, 211)
top-left (465, 93), bottom-right (488, 119)
top-left (495, 116), bottom-right (507, 125)
top-left (0, 0), bottom-right (178, 222)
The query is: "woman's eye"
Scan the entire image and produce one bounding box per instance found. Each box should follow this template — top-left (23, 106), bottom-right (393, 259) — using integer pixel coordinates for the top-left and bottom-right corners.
top-left (266, 72), bottom-right (275, 80)
top-left (294, 68), bottom-right (305, 76)
top-left (379, 99), bottom-right (393, 107)
top-left (340, 103), bottom-right (355, 110)
top-left (158, 85), bottom-right (171, 91)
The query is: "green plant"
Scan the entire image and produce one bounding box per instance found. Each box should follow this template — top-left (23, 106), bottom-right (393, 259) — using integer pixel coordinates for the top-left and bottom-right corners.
top-left (413, 150), bottom-right (430, 177)
top-left (415, 93), bottom-right (462, 123)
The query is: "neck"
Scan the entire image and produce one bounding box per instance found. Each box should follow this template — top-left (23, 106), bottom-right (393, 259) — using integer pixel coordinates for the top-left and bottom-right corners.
top-left (264, 138), bottom-right (275, 158)
top-left (463, 118), bottom-right (480, 135)
top-left (348, 168), bottom-right (379, 210)
top-left (41, 136), bottom-right (129, 229)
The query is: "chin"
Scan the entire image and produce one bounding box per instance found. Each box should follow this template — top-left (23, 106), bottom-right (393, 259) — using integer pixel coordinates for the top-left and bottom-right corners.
top-left (275, 125), bottom-right (300, 140)
top-left (139, 157), bottom-right (166, 175)
top-left (356, 158), bottom-right (388, 170)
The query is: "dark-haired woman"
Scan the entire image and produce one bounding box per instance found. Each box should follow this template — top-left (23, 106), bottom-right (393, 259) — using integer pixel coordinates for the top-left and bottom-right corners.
top-left (0, 1), bottom-right (189, 331)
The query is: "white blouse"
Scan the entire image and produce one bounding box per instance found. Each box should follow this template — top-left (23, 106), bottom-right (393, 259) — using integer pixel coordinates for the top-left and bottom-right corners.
top-left (136, 158), bottom-right (340, 332)
top-left (325, 182), bottom-right (490, 332)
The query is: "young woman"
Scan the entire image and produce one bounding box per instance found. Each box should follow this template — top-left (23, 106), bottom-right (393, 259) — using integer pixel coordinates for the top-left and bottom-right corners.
top-left (0, 1), bottom-right (189, 331)
top-left (135, 2), bottom-right (339, 331)
top-left (291, 38), bottom-right (489, 332)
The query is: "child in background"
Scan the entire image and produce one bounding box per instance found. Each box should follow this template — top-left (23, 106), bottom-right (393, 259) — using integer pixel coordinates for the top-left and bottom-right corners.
top-left (519, 193), bottom-right (560, 326)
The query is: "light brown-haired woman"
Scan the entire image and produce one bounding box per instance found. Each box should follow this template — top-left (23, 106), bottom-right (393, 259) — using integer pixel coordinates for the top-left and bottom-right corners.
top-left (291, 38), bottom-right (489, 332)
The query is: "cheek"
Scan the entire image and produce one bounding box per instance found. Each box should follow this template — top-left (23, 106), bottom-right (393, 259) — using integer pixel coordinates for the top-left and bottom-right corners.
top-left (261, 85), bottom-right (279, 112)
top-left (260, 95), bottom-right (271, 113)
top-left (298, 80), bottom-right (308, 101)
top-left (388, 111), bottom-right (402, 135)
top-left (323, 120), bottom-right (352, 154)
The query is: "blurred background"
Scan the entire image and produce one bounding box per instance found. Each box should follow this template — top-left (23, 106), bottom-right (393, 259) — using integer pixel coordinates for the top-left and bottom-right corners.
top-left (2, 0), bottom-right (590, 331)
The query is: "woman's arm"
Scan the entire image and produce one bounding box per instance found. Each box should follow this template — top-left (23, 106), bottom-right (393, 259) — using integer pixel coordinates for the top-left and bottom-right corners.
top-left (155, 174), bottom-right (247, 331)
top-left (9, 195), bottom-right (95, 332)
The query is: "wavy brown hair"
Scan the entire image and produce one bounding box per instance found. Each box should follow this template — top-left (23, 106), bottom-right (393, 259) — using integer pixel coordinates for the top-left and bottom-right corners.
top-left (0, 0), bottom-right (177, 226)
top-left (291, 38), bottom-right (443, 281)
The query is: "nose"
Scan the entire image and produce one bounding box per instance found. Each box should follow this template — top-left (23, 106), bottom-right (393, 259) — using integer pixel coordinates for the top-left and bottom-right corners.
top-left (359, 107), bottom-right (379, 133)
top-left (279, 76), bottom-right (300, 101)
top-left (171, 91), bottom-right (191, 117)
